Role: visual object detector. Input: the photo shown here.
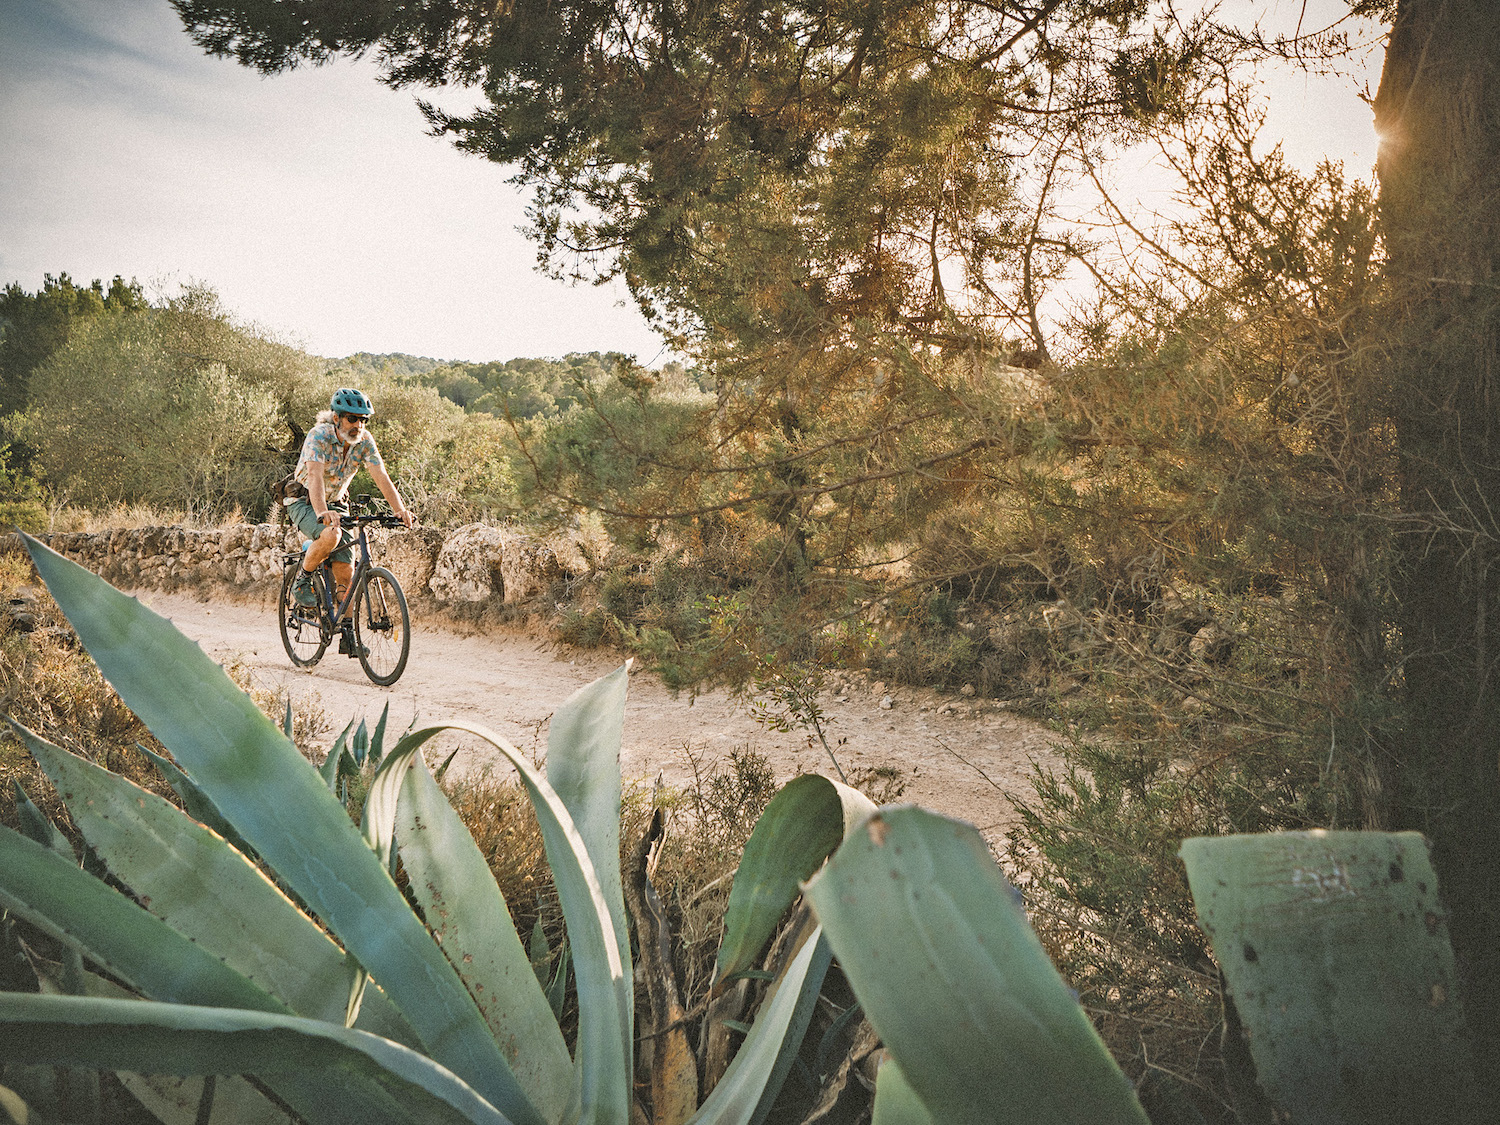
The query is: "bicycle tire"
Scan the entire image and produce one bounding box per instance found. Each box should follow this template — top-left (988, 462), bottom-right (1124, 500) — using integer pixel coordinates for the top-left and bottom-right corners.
top-left (353, 566), bottom-right (410, 686)
top-left (278, 563), bottom-right (330, 667)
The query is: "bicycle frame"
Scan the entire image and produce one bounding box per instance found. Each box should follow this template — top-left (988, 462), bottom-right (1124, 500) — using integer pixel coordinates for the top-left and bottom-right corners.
top-left (295, 500), bottom-right (401, 633)
top-left (315, 519), bottom-right (378, 626)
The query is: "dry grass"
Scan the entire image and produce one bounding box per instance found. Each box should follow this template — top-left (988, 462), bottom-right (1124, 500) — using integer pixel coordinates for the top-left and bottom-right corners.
top-left (41, 502), bottom-right (251, 534)
top-left (0, 554), bottom-right (178, 839)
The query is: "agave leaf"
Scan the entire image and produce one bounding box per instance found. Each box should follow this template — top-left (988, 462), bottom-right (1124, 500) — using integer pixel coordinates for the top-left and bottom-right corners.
top-left (18, 725), bottom-right (417, 1047)
top-left (120, 1073), bottom-right (292, 1125)
top-left (21, 536), bottom-right (540, 1125)
top-left (11, 778), bottom-right (73, 860)
top-left (321, 719), bottom-right (356, 790)
top-left (396, 756), bottom-right (573, 1124)
top-left (813, 1002), bottom-right (863, 1081)
top-left (0, 823), bottom-right (287, 1016)
top-left (545, 939), bottom-right (571, 1023)
top-left (359, 730), bottom-right (426, 868)
top-left (8, 776), bottom-right (89, 1011)
top-left (714, 775), bottom-right (875, 988)
top-left (545, 663), bottom-right (633, 1065)
top-left (387, 720), bottom-right (631, 1125)
top-left (23, 729), bottom-right (349, 1019)
top-left (369, 701), bottom-right (390, 768)
top-left (0, 1084), bottom-right (30, 1125)
top-left (0, 993), bottom-right (512, 1125)
top-left (689, 923), bottom-right (831, 1125)
top-left (869, 1057), bottom-right (932, 1125)
top-left (529, 915), bottom-right (551, 984)
top-left (1180, 831), bottom-right (1482, 1125)
top-left (138, 743), bottom-right (256, 859)
top-left (37, 960), bottom-right (295, 1125)
top-left (744, 922), bottom-right (832, 1125)
top-left (352, 719), bottom-right (370, 766)
top-left (804, 806), bottom-right (1149, 1125)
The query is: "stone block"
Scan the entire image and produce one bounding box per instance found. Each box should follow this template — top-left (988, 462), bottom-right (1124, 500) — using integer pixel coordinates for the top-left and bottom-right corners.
top-left (429, 523), bottom-right (507, 603)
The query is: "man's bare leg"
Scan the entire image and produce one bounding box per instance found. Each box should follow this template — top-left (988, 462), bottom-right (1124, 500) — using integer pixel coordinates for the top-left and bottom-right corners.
top-left (331, 561), bottom-right (354, 620)
top-left (300, 528), bottom-right (353, 618)
top-left (303, 524), bottom-right (340, 572)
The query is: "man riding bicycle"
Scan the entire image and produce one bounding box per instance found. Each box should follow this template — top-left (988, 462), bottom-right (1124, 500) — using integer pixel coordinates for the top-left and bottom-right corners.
top-left (287, 388), bottom-right (414, 653)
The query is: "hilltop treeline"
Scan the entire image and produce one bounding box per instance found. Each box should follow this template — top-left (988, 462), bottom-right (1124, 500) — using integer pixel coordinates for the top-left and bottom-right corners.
top-left (353, 350), bottom-right (710, 420)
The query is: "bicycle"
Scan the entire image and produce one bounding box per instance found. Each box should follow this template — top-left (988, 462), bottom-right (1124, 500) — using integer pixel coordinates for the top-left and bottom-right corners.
top-left (277, 496), bottom-right (411, 686)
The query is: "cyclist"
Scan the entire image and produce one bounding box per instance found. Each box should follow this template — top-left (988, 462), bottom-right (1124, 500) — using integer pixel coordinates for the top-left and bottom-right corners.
top-left (287, 388), bottom-right (415, 654)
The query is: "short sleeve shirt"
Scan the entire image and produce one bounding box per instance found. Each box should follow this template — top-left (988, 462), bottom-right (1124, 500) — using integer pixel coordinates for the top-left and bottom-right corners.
top-left (294, 421), bottom-right (384, 502)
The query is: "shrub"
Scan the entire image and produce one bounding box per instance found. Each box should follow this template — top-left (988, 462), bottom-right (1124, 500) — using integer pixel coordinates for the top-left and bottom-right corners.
top-left (13, 311), bottom-right (283, 519)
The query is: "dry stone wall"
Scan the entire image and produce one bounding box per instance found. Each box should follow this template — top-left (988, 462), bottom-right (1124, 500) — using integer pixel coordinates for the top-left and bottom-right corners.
top-left (2, 522), bottom-right (572, 608)
top-left (429, 524), bottom-right (567, 605)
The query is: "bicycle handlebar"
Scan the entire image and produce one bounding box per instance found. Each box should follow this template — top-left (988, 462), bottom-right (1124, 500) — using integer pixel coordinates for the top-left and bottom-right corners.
top-left (348, 495), bottom-right (409, 528)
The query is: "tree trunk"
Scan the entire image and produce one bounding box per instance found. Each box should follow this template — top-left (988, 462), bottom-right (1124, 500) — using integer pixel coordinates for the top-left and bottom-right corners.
top-left (1374, 0), bottom-right (1500, 1080)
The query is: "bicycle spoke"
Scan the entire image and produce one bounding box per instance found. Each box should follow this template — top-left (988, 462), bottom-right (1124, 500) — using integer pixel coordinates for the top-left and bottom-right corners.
top-left (354, 568), bottom-right (410, 686)
top-left (278, 562), bottom-right (329, 667)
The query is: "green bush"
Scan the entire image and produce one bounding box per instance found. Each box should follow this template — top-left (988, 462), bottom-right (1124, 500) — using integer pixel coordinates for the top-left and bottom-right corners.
top-left (0, 443), bottom-right (47, 533)
top-left (12, 305), bottom-right (285, 519)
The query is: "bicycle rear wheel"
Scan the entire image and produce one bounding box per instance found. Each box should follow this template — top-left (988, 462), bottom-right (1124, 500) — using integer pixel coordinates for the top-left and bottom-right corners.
top-left (354, 566), bottom-right (410, 686)
top-left (278, 563), bottom-right (330, 667)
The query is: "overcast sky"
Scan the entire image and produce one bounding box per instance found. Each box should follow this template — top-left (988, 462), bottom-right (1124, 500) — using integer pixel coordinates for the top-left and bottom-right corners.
top-left (0, 0), bottom-right (672, 364)
top-left (1, 0), bottom-right (1382, 365)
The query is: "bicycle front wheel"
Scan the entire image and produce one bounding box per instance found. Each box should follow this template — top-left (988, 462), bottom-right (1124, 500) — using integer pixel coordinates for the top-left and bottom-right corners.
top-left (278, 563), bottom-right (330, 667)
top-left (354, 566), bottom-right (410, 686)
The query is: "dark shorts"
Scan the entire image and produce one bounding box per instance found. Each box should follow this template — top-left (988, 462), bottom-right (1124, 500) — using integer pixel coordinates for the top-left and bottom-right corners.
top-left (287, 498), bottom-right (354, 564)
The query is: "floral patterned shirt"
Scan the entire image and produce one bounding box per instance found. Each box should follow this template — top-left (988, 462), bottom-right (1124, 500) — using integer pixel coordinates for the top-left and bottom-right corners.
top-left (294, 421), bottom-right (384, 502)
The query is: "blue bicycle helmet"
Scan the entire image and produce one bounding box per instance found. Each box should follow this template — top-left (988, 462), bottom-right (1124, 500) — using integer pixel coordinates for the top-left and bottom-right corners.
top-left (330, 387), bottom-right (373, 416)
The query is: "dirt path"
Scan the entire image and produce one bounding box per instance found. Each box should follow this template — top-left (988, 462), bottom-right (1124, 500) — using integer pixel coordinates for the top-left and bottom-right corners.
top-left (136, 589), bottom-right (1057, 843)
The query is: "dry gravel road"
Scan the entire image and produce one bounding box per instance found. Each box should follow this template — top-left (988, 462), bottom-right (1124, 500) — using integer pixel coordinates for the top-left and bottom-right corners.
top-left (135, 588), bottom-right (1057, 843)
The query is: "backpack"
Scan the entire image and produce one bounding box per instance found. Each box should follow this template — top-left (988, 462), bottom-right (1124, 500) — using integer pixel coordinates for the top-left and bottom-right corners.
top-left (271, 472), bottom-right (307, 506)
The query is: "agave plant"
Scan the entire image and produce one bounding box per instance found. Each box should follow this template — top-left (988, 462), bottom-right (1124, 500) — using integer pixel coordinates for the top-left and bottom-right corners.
top-left (0, 537), bottom-right (1152, 1125)
top-left (1180, 831), bottom-right (1484, 1125)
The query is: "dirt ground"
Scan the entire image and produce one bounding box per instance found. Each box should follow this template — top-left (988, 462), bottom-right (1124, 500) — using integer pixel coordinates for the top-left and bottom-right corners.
top-left (134, 588), bottom-right (1059, 846)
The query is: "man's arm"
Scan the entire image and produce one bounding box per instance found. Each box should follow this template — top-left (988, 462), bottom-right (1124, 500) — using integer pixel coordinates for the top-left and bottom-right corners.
top-left (369, 462), bottom-right (415, 528)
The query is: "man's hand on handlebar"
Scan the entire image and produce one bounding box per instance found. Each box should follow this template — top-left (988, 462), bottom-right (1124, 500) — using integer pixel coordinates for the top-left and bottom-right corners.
top-left (317, 510), bottom-right (341, 528)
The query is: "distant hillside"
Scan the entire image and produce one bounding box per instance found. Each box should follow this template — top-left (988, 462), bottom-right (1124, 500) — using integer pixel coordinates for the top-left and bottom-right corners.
top-left (325, 351), bottom-right (707, 420)
top-left (332, 352), bottom-right (448, 380)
